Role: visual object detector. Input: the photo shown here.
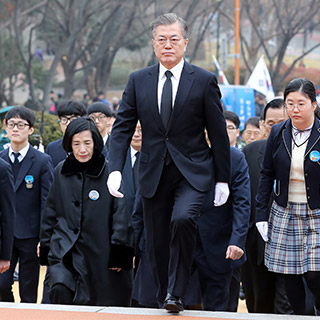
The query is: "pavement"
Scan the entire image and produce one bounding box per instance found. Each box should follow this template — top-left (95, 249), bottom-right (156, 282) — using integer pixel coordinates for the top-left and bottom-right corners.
top-left (0, 303), bottom-right (318, 320)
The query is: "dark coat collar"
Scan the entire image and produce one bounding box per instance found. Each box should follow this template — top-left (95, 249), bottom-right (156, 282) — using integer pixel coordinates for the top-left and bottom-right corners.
top-left (61, 154), bottom-right (106, 177)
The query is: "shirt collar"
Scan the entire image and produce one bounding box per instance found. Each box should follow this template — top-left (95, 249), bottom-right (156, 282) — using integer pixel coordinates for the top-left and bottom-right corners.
top-left (130, 146), bottom-right (139, 159)
top-left (9, 143), bottom-right (30, 161)
top-left (159, 59), bottom-right (184, 80)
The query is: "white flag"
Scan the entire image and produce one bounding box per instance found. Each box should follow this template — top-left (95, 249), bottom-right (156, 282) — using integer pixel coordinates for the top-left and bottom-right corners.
top-left (213, 56), bottom-right (230, 85)
top-left (246, 56), bottom-right (275, 102)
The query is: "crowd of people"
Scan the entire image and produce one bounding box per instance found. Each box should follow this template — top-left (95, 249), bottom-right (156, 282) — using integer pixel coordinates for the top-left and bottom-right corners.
top-left (0, 12), bottom-right (319, 317)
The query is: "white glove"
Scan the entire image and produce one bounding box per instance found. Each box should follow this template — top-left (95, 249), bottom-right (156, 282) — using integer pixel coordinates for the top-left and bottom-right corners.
top-left (256, 221), bottom-right (268, 242)
top-left (214, 182), bottom-right (230, 206)
top-left (107, 171), bottom-right (124, 198)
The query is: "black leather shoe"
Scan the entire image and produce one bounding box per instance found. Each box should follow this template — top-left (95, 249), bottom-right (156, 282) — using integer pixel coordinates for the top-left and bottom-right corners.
top-left (163, 293), bottom-right (184, 313)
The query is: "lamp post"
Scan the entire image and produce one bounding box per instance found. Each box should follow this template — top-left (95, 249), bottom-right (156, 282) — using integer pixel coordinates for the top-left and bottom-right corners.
top-left (235, 0), bottom-right (240, 84)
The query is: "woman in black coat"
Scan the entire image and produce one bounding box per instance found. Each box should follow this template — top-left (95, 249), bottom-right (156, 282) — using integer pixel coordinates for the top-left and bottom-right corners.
top-left (40, 117), bottom-right (134, 306)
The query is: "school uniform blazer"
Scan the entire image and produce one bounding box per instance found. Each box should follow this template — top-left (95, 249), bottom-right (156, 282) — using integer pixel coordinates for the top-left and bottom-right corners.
top-left (109, 62), bottom-right (230, 198)
top-left (0, 146), bottom-right (54, 239)
top-left (197, 147), bottom-right (251, 273)
top-left (0, 158), bottom-right (15, 260)
top-left (46, 138), bottom-right (67, 168)
top-left (256, 118), bottom-right (320, 222)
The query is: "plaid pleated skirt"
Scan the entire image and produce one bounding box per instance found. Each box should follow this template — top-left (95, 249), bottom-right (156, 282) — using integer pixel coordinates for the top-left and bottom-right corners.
top-left (265, 201), bottom-right (320, 274)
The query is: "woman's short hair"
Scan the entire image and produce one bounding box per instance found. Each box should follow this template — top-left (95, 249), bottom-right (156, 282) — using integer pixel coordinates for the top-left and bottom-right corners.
top-left (62, 117), bottom-right (103, 155)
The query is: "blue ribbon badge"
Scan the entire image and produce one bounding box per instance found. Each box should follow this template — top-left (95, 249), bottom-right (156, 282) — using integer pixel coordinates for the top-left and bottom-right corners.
top-left (309, 150), bottom-right (320, 162)
top-left (88, 190), bottom-right (100, 201)
top-left (25, 175), bottom-right (34, 189)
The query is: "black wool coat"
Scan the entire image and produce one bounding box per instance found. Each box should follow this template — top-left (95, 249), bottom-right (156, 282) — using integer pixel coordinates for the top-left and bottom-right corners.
top-left (40, 154), bottom-right (134, 306)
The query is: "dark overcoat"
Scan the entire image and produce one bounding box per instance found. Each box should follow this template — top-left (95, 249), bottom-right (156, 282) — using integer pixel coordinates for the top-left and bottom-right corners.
top-left (40, 154), bottom-right (134, 306)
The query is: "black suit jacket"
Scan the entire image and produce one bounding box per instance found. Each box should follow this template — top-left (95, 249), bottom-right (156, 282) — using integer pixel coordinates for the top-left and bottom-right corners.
top-left (46, 138), bottom-right (67, 168)
top-left (0, 146), bottom-right (54, 239)
top-left (109, 62), bottom-right (230, 198)
top-left (243, 140), bottom-right (267, 227)
top-left (0, 158), bottom-right (15, 260)
top-left (243, 139), bottom-right (268, 265)
top-left (197, 147), bottom-right (250, 273)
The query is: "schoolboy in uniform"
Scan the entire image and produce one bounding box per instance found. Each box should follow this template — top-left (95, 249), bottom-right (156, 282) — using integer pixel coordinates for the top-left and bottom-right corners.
top-left (0, 106), bottom-right (54, 302)
top-left (46, 100), bottom-right (86, 167)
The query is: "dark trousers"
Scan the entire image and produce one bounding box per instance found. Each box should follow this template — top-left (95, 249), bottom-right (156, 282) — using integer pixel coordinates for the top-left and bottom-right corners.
top-left (50, 283), bottom-right (74, 305)
top-left (0, 237), bottom-right (39, 302)
top-left (194, 235), bottom-right (232, 311)
top-left (142, 162), bottom-right (206, 304)
top-left (227, 268), bottom-right (241, 312)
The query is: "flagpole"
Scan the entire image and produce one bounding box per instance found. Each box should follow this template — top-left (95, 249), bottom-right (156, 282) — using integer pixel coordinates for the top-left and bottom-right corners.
top-left (235, 0), bottom-right (240, 85)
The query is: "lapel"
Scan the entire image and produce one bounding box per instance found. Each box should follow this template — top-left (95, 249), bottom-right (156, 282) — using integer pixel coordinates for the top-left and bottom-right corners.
top-left (282, 119), bottom-right (292, 159)
top-left (146, 64), bottom-right (165, 132)
top-left (167, 62), bottom-right (195, 132)
top-left (305, 117), bottom-right (320, 159)
top-left (14, 146), bottom-right (35, 192)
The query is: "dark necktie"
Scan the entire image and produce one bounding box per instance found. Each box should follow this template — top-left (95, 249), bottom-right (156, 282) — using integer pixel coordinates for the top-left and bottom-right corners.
top-left (133, 151), bottom-right (140, 191)
top-left (11, 152), bottom-right (21, 181)
top-left (160, 71), bottom-right (173, 130)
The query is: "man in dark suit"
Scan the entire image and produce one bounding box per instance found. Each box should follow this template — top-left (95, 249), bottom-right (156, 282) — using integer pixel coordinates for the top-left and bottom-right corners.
top-left (0, 159), bottom-right (15, 274)
top-left (242, 98), bottom-right (292, 313)
top-left (46, 100), bottom-right (86, 167)
top-left (107, 13), bottom-right (230, 312)
top-left (0, 106), bottom-right (54, 303)
top-left (195, 145), bottom-right (250, 311)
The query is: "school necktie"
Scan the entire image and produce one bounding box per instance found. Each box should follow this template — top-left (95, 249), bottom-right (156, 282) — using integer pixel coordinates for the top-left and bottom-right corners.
top-left (11, 152), bottom-right (21, 181)
top-left (160, 71), bottom-right (173, 130)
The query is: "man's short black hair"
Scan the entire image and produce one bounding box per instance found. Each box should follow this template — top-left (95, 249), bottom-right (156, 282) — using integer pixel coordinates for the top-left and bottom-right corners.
top-left (62, 117), bottom-right (103, 156)
top-left (261, 98), bottom-right (284, 120)
top-left (57, 100), bottom-right (87, 118)
top-left (223, 110), bottom-right (240, 128)
top-left (5, 106), bottom-right (35, 127)
top-left (87, 102), bottom-right (113, 117)
top-left (244, 116), bottom-right (260, 130)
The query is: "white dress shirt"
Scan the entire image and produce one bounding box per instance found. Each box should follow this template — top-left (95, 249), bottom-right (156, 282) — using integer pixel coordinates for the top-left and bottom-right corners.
top-left (9, 144), bottom-right (30, 163)
top-left (157, 59), bottom-right (184, 113)
top-left (130, 146), bottom-right (139, 168)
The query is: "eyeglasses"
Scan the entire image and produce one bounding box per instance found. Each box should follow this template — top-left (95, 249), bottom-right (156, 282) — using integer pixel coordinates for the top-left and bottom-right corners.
top-left (227, 125), bottom-right (237, 131)
top-left (7, 121), bottom-right (30, 130)
top-left (153, 37), bottom-right (182, 46)
top-left (284, 102), bottom-right (311, 112)
top-left (58, 115), bottom-right (80, 125)
top-left (89, 114), bottom-right (107, 122)
top-left (243, 130), bottom-right (261, 137)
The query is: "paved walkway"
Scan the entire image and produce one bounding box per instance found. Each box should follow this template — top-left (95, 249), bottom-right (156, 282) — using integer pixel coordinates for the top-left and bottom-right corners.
top-left (0, 303), bottom-right (318, 320)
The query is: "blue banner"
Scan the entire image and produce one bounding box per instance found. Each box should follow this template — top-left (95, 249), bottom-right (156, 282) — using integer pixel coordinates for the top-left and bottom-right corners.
top-left (219, 85), bottom-right (255, 130)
